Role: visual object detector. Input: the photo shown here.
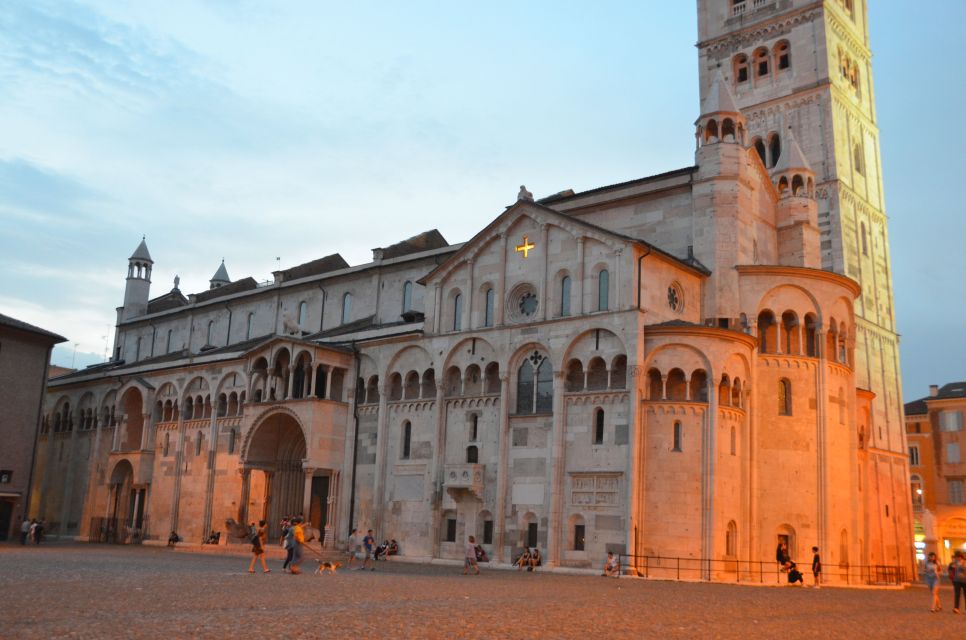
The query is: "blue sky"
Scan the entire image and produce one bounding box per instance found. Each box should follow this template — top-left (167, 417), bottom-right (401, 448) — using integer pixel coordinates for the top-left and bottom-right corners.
top-left (0, 1), bottom-right (962, 401)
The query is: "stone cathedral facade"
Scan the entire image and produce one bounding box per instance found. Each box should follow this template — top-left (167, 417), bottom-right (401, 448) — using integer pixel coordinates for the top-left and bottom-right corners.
top-left (31, 0), bottom-right (913, 580)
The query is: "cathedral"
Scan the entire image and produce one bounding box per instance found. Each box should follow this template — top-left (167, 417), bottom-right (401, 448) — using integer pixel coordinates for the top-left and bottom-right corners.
top-left (32, 0), bottom-right (913, 581)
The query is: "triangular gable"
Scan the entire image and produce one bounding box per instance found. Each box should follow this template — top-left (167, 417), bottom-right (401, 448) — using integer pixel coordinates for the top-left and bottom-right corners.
top-left (418, 200), bottom-right (640, 287)
top-left (419, 200), bottom-right (708, 287)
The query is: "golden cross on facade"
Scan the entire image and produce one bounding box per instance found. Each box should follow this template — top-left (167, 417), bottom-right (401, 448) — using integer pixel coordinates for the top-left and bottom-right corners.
top-left (515, 234), bottom-right (535, 258)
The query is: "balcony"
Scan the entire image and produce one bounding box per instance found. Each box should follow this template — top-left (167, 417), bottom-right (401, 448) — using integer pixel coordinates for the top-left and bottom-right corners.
top-left (444, 463), bottom-right (485, 500)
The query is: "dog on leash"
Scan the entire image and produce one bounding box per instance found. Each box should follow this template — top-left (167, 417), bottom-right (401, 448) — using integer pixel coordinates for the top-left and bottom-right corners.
top-left (314, 560), bottom-right (342, 575)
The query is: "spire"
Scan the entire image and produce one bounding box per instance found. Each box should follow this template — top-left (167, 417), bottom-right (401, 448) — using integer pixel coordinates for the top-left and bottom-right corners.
top-left (129, 236), bottom-right (153, 263)
top-left (699, 69), bottom-right (740, 118)
top-left (209, 259), bottom-right (230, 289)
top-left (772, 126), bottom-right (812, 173)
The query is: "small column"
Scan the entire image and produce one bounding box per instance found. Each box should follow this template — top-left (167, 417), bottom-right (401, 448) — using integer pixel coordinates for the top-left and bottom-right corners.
top-left (140, 412), bottom-right (151, 450)
top-left (237, 468), bottom-right (251, 524)
top-left (685, 375), bottom-right (692, 401)
top-left (494, 374), bottom-right (511, 563)
top-left (496, 234), bottom-right (508, 325)
top-left (540, 224), bottom-right (550, 321)
top-left (324, 471), bottom-right (339, 548)
top-left (775, 323), bottom-right (783, 355)
top-left (325, 366), bottom-right (334, 400)
top-left (576, 237), bottom-right (585, 314)
top-left (306, 366), bottom-right (314, 398)
top-left (661, 375), bottom-right (668, 401)
top-left (547, 370), bottom-right (567, 567)
top-left (131, 489), bottom-right (142, 528)
top-left (302, 465), bottom-right (316, 520)
top-left (286, 365), bottom-right (295, 399)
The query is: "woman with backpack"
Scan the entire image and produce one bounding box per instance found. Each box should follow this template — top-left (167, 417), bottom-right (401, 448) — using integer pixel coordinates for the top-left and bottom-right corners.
top-left (950, 551), bottom-right (966, 614)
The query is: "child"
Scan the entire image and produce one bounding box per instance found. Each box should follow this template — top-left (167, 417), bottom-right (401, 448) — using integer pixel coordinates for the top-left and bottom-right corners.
top-left (787, 561), bottom-right (805, 585)
top-left (463, 535), bottom-right (480, 575)
top-left (603, 552), bottom-right (620, 577)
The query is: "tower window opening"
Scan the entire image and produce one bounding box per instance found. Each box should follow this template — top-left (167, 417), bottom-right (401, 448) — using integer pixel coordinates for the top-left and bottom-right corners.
top-left (753, 48), bottom-right (769, 77)
top-left (775, 41), bottom-right (791, 71)
top-left (593, 408), bottom-right (605, 445)
top-left (672, 421), bottom-right (683, 452)
top-left (768, 133), bottom-right (781, 168)
top-left (734, 54), bottom-right (749, 83)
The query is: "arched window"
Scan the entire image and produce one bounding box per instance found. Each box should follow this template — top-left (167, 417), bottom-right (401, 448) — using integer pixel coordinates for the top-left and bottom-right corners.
top-left (730, 426), bottom-right (737, 456)
top-left (341, 292), bottom-right (352, 325)
top-left (860, 222), bottom-right (868, 256)
top-left (194, 431), bottom-right (203, 456)
top-left (165, 329), bottom-right (173, 354)
top-left (246, 313), bottom-right (254, 340)
top-left (753, 47), bottom-right (769, 77)
top-left (466, 445), bottom-right (479, 464)
top-left (778, 378), bottom-right (792, 415)
top-left (726, 521), bottom-right (738, 556)
top-left (228, 428), bottom-right (237, 455)
top-left (593, 408), bottom-right (605, 445)
top-left (753, 137), bottom-right (766, 165)
top-left (402, 281), bottom-right (413, 313)
top-left (453, 293), bottom-right (463, 331)
top-left (470, 414), bottom-right (479, 441)
top-left (517, 360), bottom-right (534, 414)
top-left (775, 41), bottom-right (791, 71)
top-left (483, 287), bottom-right (494, 327)
top-left (135, 336), bottom-right (142, 361)
top-left (672, 421), bottom-right (683, 452)
top-left (911, 474), bottom-right (923, 507)
top-left (298, 301), bottom-right (308, 327)
top-left (768, 132), bottom-right (781, 168)
top-left (401, 421), bottom-right (411, 460)
top-left (597, 269), bottom-right (609, 311)
top-left (536, 358), bottom-right (553, 413)
top-left (163, 432), bottom-right (170, 456)
top-left (804, 314), bottom-right (819, 357)
top-left (757, 310), bottom-right (777, 353)
top-left (734, 53), bottom-right (749, 83)
top-left (560, 276), bottom-right (571, 316)
top-left (516, 355), bottom-right (553, 415)
top-left (207, 320), bottom-right (214, 345)
top-left (854, 143), bottom-right (864, 175)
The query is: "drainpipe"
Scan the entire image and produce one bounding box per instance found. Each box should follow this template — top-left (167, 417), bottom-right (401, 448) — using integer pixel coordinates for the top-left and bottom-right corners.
top-left (347, 341), bottom-right (361, 535)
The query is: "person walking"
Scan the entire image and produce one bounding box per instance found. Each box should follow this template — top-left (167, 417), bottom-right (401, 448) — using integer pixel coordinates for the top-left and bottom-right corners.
top-left (248, 520), bottom-right (270, 574)
top-left (950, 551), bottom-right (966, 614)
top-left (924, 552), bottom-right (942, 612)
top-left (810, 546), bottom-right (822, 588)
top-left (346, 528), bottom-right (359, 569)
top-left (20, 518), bottom-right (31, 545)
top-left (463, 535), bottom-right (480, 575)
top-left (362, 529), bottom-right (376, 571)
top-left (281, 518), bottom-right (295, 573)
top-left (289, 517), bottom-right (305, 575)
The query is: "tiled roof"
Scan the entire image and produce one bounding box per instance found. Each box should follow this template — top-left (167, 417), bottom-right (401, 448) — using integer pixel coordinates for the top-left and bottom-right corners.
top-left (147, 290), bottom-right (188, 313)
top-left (377, 229), bottom-right (449, 260)
top-left (904, 398), bottom-right (928, 416)
top-left (275, 254), bottom-right (350, 282)
top-left (0, 313), bottom-right (67, 343)
top-left (193, 277), bottom-right (258, 303)
top-left (536, 166), bottom-right (696, 206)
top-left (935, 382), bottom-right (966, 400)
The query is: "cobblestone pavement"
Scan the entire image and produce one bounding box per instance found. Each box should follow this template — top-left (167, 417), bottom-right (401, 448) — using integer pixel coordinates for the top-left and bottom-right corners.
top-left (0, 544), bottom-right (962, 639)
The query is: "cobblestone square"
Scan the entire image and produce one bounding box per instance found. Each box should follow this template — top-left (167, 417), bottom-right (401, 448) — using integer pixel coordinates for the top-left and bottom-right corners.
top-left (0, 544), bottom-right (962, 639)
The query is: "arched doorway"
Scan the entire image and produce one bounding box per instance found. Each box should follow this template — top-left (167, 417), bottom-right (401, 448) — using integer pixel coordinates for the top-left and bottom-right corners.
top-left (107, 459), bottom-right (145, 542)
top-left (242, 412), bottom-right (307, 537)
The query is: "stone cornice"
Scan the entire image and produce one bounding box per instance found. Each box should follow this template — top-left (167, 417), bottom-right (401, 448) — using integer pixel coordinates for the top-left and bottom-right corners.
top-left (698, 2), bottom-right (823, 53)
top-left (643, 323), bottom-right (758, 350)
top-left (736, 264), bottom-right (861, 297)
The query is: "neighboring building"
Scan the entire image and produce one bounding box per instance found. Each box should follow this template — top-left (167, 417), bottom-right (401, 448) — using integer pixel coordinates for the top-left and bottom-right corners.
top-left (32, 0), bottom-right (913, 581)
top-left (905, 383), bottom-right (966, 565)
top-left (0, 314), bottom-right (66, 540)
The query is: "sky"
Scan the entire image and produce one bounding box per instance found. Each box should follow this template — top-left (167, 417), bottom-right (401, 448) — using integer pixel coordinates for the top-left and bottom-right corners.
top-left (0, 1), bottom-right (963, 402)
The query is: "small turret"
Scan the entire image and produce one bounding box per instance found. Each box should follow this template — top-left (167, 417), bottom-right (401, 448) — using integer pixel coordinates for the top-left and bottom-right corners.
top-left (773, 128), bottom-right (820, 268)
top-left (695, 70), bottom-right (746, 148)
top-left (122, 236), bottom-right (153, 321)
top-left (210, 260), bottom-right (230, 289)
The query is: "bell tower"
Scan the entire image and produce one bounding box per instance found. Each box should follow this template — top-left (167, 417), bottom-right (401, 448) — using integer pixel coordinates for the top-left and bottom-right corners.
top-left (122, 236), bottom-right (153, 321)
top-left (695, 1), bottom-right (909, 572)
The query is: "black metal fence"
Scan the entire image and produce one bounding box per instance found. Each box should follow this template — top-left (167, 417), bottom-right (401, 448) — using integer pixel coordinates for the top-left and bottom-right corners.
top-left (88, 518), bottom-right (150, 545)
top-left (618, 554), bottom-right (905, 586)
